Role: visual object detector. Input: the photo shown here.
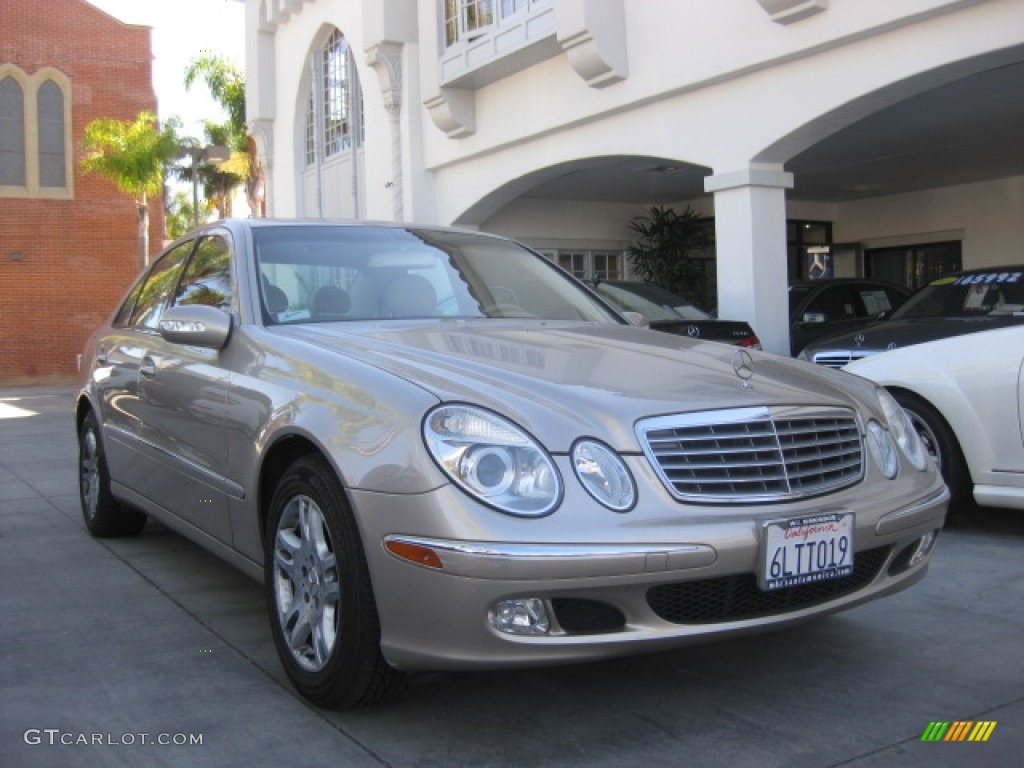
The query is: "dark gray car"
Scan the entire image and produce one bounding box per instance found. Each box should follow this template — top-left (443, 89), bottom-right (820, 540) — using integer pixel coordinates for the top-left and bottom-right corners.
top-left (789, 279), bottom-right (911, 356)
top-left (590, 280), bottom-right (762, 348)
top-left (799, 266), bottom-right (1024, 367)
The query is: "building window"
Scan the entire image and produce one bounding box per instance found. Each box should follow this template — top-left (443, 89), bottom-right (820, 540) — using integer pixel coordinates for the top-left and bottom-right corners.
top-left (0, 75), bottom-right (26, 187)
top-left (787, 219), bottom-right (833, 281)
top-left (37, 80), bottom-right (65, 187)
top-left (544, 249), bottom-right (627, 281)
top-left (0, 65), bottom-right (72, 198)
top-left (444, 0), bottom-right (538, 47)
top-left (866, 241), bottom-right (962, 290)
top-left (304, 92), bottom-right (315, 166)
top-left (316, 28), bottom-right (364, 159)
top-left (300, 27), bottom-right (366, 217)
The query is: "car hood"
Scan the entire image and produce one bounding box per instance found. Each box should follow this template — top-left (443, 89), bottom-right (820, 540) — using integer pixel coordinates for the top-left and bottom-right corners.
top-left (806, 315), bottom-right (1024, 354)
top-left (273, 320), bottom-right (870, 451)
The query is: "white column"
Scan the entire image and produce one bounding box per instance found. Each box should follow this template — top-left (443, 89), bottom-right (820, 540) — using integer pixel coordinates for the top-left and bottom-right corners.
top-left (705, 164), bottom-right (793, 356)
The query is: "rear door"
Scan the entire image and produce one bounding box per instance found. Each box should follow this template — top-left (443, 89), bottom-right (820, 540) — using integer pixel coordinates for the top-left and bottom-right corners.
top-left (93, 241), bottom-right (195, 496)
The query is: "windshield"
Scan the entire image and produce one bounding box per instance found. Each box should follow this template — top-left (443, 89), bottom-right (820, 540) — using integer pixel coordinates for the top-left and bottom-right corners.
top-left (594, 282), bottom-right (712, 322)
top-left (254, 225), bottom-right (623, 326)
top-left (891, 270), bottom-right (1024, 319)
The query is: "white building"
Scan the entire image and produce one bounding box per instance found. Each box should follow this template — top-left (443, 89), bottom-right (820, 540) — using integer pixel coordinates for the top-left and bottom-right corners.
top-left (241, 0), bottom-right (1024, 353)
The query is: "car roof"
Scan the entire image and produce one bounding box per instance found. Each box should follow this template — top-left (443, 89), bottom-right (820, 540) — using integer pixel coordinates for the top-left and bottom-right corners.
top-left (788, 278), bottom-right (909, 290)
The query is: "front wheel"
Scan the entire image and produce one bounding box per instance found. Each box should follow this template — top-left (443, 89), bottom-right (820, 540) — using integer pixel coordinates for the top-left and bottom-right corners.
top-left (264, 455), bottom-right (406, 708)
top-left (891, 390), bottom-right (974, 521)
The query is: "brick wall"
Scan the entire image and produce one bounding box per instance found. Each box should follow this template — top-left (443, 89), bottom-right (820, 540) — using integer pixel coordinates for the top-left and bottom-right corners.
top-left (0, 0), bottom-right (163, 384)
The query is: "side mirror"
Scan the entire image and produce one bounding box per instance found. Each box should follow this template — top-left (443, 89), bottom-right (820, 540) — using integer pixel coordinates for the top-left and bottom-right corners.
top-left (801, 311), bottom-right (827, 324)
top-left (622, 311), bottom-right (650, 329)
top-left (158, 304), bottom-right (232, 349)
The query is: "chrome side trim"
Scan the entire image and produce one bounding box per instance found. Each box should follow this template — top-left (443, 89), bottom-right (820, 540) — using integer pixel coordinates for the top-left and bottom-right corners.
top-left (105, 423), bottom-right (245, 499)
top-left (382, 535), bottom-right (717, 580)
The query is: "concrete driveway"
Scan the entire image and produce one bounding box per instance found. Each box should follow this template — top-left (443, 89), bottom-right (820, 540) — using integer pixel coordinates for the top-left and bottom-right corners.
top-left (2, 387), bottom-right (1022, 768)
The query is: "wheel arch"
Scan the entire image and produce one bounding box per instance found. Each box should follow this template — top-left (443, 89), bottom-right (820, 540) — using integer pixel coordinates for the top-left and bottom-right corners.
top-left (75, 394), bottom-right (95, 434)
top-left (257, 434), bottom-right (346, 546)
top-left (884, 382), bottom-right (981, 481)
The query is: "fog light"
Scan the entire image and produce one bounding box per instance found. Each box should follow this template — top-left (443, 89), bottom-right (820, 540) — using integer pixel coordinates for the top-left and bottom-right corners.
top-left (489, 598), bottom-right (551, 636)
top-left (908, 529), bottom-right (940, 568)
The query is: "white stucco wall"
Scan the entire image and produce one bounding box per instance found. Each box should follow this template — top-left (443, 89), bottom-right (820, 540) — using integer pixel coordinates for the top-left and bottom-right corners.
top-left (245, 0), bottom-right (1024, 352)
top-left (834, 176), bottom-right (1024, 268)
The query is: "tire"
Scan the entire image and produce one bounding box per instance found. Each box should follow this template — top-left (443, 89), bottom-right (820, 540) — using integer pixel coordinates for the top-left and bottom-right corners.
top-left (891, 390), bottom-right (974, 521)
top-left (264, 454), bottom-right (407, 708)
top-left (78, 411), bottom-right (147, 537)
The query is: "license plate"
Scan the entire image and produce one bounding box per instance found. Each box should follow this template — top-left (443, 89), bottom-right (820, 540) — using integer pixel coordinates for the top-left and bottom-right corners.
top-left (760, 512), bottom-right (854, 591)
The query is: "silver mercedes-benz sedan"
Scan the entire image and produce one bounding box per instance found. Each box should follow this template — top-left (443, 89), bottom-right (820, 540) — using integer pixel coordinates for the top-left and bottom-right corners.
top-left (76, 220), bottom-right (949, 708)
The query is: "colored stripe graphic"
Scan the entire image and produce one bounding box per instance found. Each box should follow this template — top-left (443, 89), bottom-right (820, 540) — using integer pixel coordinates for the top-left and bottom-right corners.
top-left (969, 722), bottom-right (997, 742)
top-left (921, 721), bottom-right (997, 742)
top-left (946, 721), bottom-right (973, 741)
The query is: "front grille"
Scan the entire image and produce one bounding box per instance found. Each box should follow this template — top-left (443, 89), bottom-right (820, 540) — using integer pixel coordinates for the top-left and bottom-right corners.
top-left (637, 407), bottom-right (864, 503)
top-left (812, 351), bottom-right (869, 368)
top-left (647, 546), bottom-right (891, 624)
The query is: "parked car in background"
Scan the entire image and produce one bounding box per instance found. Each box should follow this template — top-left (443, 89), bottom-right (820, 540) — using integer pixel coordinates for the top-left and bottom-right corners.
top-left (77, 219), bottom-right (947, 709)
top-left (590, 280), bottom-right (761, 347)
top-left (845, 325), bottom-right (1024, 519)
top-left (800, 266), bottom-right (1024, 367)
top-left (789, 278), bottom-right (911, 356)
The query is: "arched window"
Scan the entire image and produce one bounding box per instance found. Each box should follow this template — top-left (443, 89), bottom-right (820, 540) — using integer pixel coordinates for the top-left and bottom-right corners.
top-left (0, 76), bottom-right (26, 187)
top-left (300, 27), bottom-right (365, 218)
top-left (37, 79), bottom-right (66, 188)
top-left (304, 28), bottom-right (364, 167)
top-left (0, 66), bottom-right (72, 197)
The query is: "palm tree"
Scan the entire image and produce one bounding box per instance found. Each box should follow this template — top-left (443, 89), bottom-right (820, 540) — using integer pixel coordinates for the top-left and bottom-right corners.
top-left (165, 189), bottom-right (195, 240)
top-left (184, 55), bottom-right (257, 217)
top-left (80, 111), bottom-right (179, 267)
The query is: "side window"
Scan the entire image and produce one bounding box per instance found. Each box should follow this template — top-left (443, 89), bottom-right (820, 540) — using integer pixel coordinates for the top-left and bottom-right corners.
top-left (128, 241), bottom-right (195, 331)
top-left (174, 235), bottom-right (233, 310)
top-left (857, 287), bottom-right (898, 317)
top-left (809, 285), bottom-right (858, 320)
top-left (112, 279), bottom-right (145, 327)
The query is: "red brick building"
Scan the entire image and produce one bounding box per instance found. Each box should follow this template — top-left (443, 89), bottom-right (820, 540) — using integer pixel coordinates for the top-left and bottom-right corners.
top-left (0, 0), bottom-right (162, 384)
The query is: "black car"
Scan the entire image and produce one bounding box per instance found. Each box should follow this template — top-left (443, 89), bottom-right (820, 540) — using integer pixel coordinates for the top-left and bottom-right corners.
top-left (789, 278), bottom-right (911, 356)
top-left (799, 266), bottom-right (1024, 367)
top-left (591, 280), bottom-right (761, 347)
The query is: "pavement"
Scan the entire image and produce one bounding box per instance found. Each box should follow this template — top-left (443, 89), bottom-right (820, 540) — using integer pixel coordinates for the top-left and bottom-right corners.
top-left (1, 386), bottom-right (1023, 768)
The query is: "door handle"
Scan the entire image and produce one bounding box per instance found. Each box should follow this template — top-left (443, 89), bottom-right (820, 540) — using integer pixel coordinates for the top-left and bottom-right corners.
top-left (140, 357), bottom-right (157, 378)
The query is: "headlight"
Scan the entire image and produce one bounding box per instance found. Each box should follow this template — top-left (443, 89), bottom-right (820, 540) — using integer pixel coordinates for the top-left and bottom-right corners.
top-left (877, 388), bottom-right (929, 471)
top-left (423, 405), bottom-right (562, 517)
top-left (572, 439), bottom-right (636, 512)
top-left (866, 420), bottom-right (898, 479)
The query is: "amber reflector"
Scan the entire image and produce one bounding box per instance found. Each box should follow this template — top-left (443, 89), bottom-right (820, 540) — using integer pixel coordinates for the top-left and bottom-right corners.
top-left (386, 540), bottom-right (444, 569)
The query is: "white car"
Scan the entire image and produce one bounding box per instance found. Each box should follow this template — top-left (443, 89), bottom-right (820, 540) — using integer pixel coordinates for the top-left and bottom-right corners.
top-left (845, 325), bottom-right (1024, 517)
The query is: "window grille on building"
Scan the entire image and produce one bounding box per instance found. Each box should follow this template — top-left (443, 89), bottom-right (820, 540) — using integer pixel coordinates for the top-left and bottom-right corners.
top-left (444, 0), bottom-right (535, 47)
top-left (542, 250), bottom-right (627, 281)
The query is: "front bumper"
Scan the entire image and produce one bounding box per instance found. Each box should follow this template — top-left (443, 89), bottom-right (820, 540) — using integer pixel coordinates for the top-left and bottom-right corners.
top-left (352, 482), bottom-right (949, 672)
